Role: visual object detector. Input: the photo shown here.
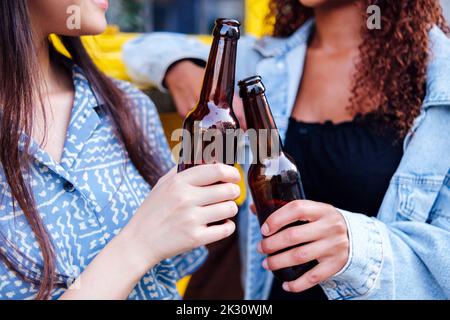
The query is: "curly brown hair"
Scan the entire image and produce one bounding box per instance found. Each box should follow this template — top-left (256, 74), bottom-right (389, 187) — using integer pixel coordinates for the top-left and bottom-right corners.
top-left (267, 0), bottom-right (449, 137)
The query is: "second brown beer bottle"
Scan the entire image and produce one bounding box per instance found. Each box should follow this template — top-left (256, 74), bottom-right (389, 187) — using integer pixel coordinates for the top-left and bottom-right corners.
top-left (178, 19), bottom-right (241, 172)
top-left (239, 76), bottom-right (318, 282)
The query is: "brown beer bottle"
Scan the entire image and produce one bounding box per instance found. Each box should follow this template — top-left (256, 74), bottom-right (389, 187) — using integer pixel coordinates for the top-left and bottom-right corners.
top-left (178, 18), bottom-right (241, 172)
top-left (239, 76), bottom-right (318, 282)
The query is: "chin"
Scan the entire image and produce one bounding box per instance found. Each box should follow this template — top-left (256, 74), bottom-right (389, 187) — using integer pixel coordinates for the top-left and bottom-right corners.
top-left (299, 0), bottom-right (348, 8)
top-left (58, 14), bottom-right (107, 37)
top-left (299, 0), bottom-right (327, 7)
top-left (78, 4), bottom-right (109, 35)
top-left (80, 19), bottom-right (108, 36)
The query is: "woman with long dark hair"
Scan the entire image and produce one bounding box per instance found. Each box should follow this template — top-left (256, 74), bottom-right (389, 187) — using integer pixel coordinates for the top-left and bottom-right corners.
top-left (0, 0), bottom-right (242, 300)
top-left (125, 0), bottom-right (450, 299)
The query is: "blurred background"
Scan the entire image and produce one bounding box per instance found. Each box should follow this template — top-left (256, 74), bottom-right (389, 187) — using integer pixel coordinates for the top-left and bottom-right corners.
top-left (106, 0), bottom-right (244, 34)
top-left (106, 0), bottom-right (245, 34)
top-left (106, 0), bottom-right (450, 34)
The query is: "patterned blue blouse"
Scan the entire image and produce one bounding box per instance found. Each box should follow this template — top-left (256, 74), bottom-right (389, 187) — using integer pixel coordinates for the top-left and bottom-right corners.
top-left (0, 65), bottom-right (206, 300)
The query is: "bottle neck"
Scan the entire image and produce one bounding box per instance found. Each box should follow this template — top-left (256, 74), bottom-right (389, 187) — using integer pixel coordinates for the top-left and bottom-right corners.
top-left (199, 36), bottom-right (237, 107)
top-left (243, 93), bottom-right (283, 162)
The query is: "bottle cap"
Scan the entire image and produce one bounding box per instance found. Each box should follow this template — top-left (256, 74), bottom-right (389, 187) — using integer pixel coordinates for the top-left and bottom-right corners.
top-left (213, 18), bottom-right (241, 39)
top-left (238, 75), bottom-right (266, 98)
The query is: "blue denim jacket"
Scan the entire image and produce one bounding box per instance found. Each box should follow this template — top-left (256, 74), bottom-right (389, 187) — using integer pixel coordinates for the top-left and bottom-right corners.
top-left (124, 20), bottom-right (450, 300)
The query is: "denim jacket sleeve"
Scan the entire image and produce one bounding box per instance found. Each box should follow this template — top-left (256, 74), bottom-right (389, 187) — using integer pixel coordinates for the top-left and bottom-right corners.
top-left (123, 32), bottom-right (210, 92)
top-left (321, 105), bottom-right (450, 300)
top-left (123, 32), bottom-right (261, 92)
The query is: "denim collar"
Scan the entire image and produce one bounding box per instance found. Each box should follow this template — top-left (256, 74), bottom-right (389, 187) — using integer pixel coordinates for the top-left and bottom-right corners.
top-left (14, 64), bottom-right (106, 180)
top-left (71, 64), bottom-right (106, 107)
top-left (423, 26), bottom-right (450, 107)
top-left (253, 19), bottom-right (450, 107)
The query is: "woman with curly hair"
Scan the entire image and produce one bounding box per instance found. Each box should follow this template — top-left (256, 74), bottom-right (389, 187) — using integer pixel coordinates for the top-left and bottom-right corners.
top-left (125, 0), bottom-right (450, 299)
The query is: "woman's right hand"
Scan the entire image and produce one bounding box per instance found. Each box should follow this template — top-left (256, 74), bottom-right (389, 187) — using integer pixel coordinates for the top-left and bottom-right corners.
top-left (165, 60), bottom-right (247, 129)
top-left (121, 163), bottom-right (241, 271)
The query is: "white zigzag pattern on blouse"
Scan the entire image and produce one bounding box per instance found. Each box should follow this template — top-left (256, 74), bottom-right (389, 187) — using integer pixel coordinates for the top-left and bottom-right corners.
top-left (0, 66), bottom-right (206, 300)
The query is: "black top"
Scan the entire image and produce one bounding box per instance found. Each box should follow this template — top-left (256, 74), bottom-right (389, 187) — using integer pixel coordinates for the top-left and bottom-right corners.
top-left (269, 114), bottom-right (403, 300)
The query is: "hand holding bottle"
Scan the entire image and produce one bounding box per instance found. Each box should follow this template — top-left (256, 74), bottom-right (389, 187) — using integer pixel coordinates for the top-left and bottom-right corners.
top-left (257, 200), bottom-right (349, 293)
top-left (121, 164), bottom-right (241, 272)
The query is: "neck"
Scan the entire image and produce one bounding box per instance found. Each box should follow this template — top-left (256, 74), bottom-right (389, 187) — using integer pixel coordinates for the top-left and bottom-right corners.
top-left (199, 37), bottom-right (237, 106)
top-left (36, 36), bottom-right (51, 88)
top-left (311, 1), bottom-right (364, 52)
top-left (244, 93), bottom-right (283, 161)
top-left (33, 26), bottom-right (71, 98)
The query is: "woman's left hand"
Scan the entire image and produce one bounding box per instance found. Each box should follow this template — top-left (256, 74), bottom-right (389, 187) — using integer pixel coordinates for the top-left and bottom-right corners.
top-left (257, 200), bottom-right (349, 293)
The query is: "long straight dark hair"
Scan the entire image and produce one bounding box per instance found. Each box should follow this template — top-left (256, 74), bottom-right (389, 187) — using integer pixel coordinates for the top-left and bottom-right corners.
top-left (0, 1), bottom-right (165, 299)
